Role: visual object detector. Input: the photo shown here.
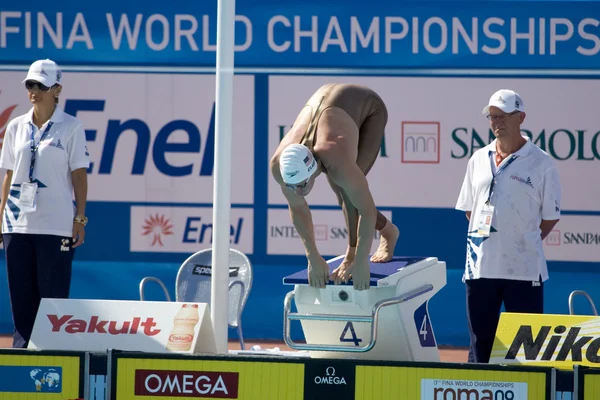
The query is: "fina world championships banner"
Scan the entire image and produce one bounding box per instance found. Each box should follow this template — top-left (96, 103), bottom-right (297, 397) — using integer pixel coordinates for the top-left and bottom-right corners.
top-left (0, 0), bottom-right (598, 69)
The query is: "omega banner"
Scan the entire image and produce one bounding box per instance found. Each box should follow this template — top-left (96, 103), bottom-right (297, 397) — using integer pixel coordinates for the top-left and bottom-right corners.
top-left (111, 353), bottom-right (306, 400)
top-left (109, 351), bottom-right (552, 400)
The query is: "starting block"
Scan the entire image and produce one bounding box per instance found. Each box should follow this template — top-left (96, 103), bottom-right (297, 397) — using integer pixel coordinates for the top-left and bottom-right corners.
top-left (282, 255), bottom-right (446, 362)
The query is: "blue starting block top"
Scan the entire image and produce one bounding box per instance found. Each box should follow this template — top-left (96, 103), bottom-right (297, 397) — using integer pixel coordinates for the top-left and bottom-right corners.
top-left (282, 256), bottom-right (427, 286)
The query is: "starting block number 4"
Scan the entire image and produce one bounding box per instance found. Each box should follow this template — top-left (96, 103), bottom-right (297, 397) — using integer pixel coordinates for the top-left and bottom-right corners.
top-left (414, 301), bottom-right (436, 347)
top-left (337, 304), bottom-right (436, 348)
top-left (339, 321), bottom-right (363, 346)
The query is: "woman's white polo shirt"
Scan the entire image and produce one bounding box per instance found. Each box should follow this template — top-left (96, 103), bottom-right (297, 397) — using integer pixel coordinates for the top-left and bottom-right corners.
top-left (0, 106), bottom-right (90, 237)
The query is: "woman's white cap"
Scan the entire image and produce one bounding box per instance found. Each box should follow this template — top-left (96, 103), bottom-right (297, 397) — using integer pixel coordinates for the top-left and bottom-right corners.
top-left (22, 59), bottom-right (62, 87)
top-left (279, 143), bottom-right (318, 184)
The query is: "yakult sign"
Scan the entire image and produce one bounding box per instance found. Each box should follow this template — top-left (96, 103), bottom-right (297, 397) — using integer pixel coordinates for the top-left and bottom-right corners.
top-left (28, 299), bottom-right (217, 354)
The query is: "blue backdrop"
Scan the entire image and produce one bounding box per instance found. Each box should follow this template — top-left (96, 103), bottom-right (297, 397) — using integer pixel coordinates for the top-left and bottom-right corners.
top-left (0, 0), bottom-right (598, 347)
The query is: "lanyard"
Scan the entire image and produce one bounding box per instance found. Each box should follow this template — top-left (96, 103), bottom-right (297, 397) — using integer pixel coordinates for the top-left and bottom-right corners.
top-left (29, 122), bottom-right (54, 183)
top-left (486, 151), bottom-right (518, 205)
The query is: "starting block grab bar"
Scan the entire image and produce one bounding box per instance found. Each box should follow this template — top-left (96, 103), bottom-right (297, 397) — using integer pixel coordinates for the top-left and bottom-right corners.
top-left (568, 290), bottom-right (598, 316)
top-left (283, 284), bottom-right (434, 353)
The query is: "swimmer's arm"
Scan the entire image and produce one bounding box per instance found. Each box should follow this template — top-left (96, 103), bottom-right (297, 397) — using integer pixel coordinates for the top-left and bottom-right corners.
top-left (270, 157), bottom-right (321, 258)
top-left (281, 187), bottom-right (321, 258)
top-left (328, 161), bottom-right (376, 261)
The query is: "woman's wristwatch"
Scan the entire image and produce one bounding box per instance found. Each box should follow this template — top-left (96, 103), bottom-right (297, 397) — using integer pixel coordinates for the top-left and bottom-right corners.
top-left (74, 215), bottom-right (88, 226)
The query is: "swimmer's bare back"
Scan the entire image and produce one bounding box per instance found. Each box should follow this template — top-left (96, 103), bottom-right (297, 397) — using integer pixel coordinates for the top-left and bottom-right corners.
top-left (275, 83), bottom-right (387, 173)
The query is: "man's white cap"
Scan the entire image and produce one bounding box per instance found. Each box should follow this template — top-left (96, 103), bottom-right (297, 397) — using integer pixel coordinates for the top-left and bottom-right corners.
top-left (22, 59), bottom-right (62, 87)
top-left (482, 89), bottom-right (524, 116)
top-left (279, 143), bottom-right (318, 184)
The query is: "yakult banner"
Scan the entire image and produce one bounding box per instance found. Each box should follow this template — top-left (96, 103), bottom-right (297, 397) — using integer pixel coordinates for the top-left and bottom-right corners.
top-left (543, 215), bottom-right (600, 262)
top-left (0, 72), bottom-right (255, 204)
top-left (269, 75), bottom-right (600, 211)
top-left (268, 208), bottom-right (392, 256)
top-left (28, 299), bottom-right (217, 354)
top-left (0, 0), bottom-right (600, 70)
top-left (130, 206), bottom-right (254, 254)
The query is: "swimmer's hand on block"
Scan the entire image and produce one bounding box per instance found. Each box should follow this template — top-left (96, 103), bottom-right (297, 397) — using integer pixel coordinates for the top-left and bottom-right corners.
top-left (307, 249), bottom-right (371, 291)
top-left (307, 253), bottom-right (330, 289)
top-left (330, 251), bottom-right (371, 291)
top-left (308, 222), bottom-right (399, 291)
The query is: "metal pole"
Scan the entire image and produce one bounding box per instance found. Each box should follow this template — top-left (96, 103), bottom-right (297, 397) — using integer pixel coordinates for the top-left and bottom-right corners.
top-left (211, 0), bottom-right (236, 354)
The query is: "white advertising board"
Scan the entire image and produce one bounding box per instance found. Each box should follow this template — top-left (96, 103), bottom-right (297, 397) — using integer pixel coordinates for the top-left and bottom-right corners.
top-left (543, 215), bottom-right (600, 262)
top-left (267, 208), bottom-right (393, 256)
top-left (268, 76), bottom-right (600, 211)
top-left (0, 72), bottom-right (254, 204)
top-left (28, 299), bottom-right (216, 354)
top-left (420, 379), bottom-right (528, 400)
top-left (130, 206), bottom-right (253, 254)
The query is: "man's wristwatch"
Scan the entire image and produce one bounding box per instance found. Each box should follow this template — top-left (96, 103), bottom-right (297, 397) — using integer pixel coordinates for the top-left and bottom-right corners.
top-left (74, 215), bottom-right (88, 226)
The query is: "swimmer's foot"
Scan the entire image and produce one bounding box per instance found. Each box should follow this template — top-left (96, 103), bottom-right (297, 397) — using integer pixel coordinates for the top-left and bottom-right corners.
top-left (370, 222), bottom-right (400, 263)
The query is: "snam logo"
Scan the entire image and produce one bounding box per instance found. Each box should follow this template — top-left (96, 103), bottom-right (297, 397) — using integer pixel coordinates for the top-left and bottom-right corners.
top-left (401, 121), bottom-right (440, 164)
top-left (0, 92), bottom-right (18, 149)
top-left (545, 230), bottom-right (560, 246)
top-left (142, 214), bottom-right (174, 247)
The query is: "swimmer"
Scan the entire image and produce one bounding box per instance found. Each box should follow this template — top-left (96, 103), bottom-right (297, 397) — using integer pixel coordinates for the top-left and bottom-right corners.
top-left (270, 83), bottom-right (400, 291)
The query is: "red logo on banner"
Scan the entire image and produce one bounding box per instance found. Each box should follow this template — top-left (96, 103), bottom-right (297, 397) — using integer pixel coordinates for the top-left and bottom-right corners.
top-left (134, 370), bottom-right (239, 398)
top-left (142, 213), bottom-right (174, 247)
top-left (47, 315), bottom-right (162, 336)
top-left (0, 92), bottom-right (18, 150)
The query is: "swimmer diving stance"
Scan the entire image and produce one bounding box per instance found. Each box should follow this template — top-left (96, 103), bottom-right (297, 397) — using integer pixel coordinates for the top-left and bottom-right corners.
top-left (270, 83), bottom-right (400, 291)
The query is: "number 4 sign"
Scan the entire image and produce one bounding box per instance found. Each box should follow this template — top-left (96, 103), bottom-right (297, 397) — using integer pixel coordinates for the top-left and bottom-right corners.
top-left (339, 321), bottom-right (363, 346)
top-left (413, 301), bottom-right (436, 347)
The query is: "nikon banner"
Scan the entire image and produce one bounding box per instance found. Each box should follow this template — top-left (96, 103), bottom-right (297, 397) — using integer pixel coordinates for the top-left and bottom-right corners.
top-left (490, 312), bottom-right (600, 370)
top-left (0, 349), bottom-right (86, 400)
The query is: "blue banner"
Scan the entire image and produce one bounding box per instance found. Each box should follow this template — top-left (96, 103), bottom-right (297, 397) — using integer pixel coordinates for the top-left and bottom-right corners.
top-left (0, 366), bottom-right (62, 393)
top-left (0, 0), bottom-right (599, 69)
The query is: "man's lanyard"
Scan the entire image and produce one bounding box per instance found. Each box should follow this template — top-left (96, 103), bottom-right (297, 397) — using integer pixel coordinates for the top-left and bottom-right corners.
top-left (29, 122), bottom-right (54, 183)
top-left (486, 150), bottom-right (518, 205)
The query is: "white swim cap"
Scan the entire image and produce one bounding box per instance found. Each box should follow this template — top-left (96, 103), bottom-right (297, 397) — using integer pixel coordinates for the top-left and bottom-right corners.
top-left (279, 144), bottom-right (318, 184)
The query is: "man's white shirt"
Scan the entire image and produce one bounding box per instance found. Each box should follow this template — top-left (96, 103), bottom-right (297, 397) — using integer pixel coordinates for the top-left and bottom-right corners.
top-left (0, 106), bottom-right (90, 237)
top-left (455, 136), bottom-right (562, 282)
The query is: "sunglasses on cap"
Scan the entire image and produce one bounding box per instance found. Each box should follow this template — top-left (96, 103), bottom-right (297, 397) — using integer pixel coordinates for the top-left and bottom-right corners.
top-left (25, 80), bottom-right (55, 92)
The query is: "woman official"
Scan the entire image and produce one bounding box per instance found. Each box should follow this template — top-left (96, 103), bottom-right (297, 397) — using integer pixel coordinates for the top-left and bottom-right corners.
top-left (0, 59), bottom-right (90, 348)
